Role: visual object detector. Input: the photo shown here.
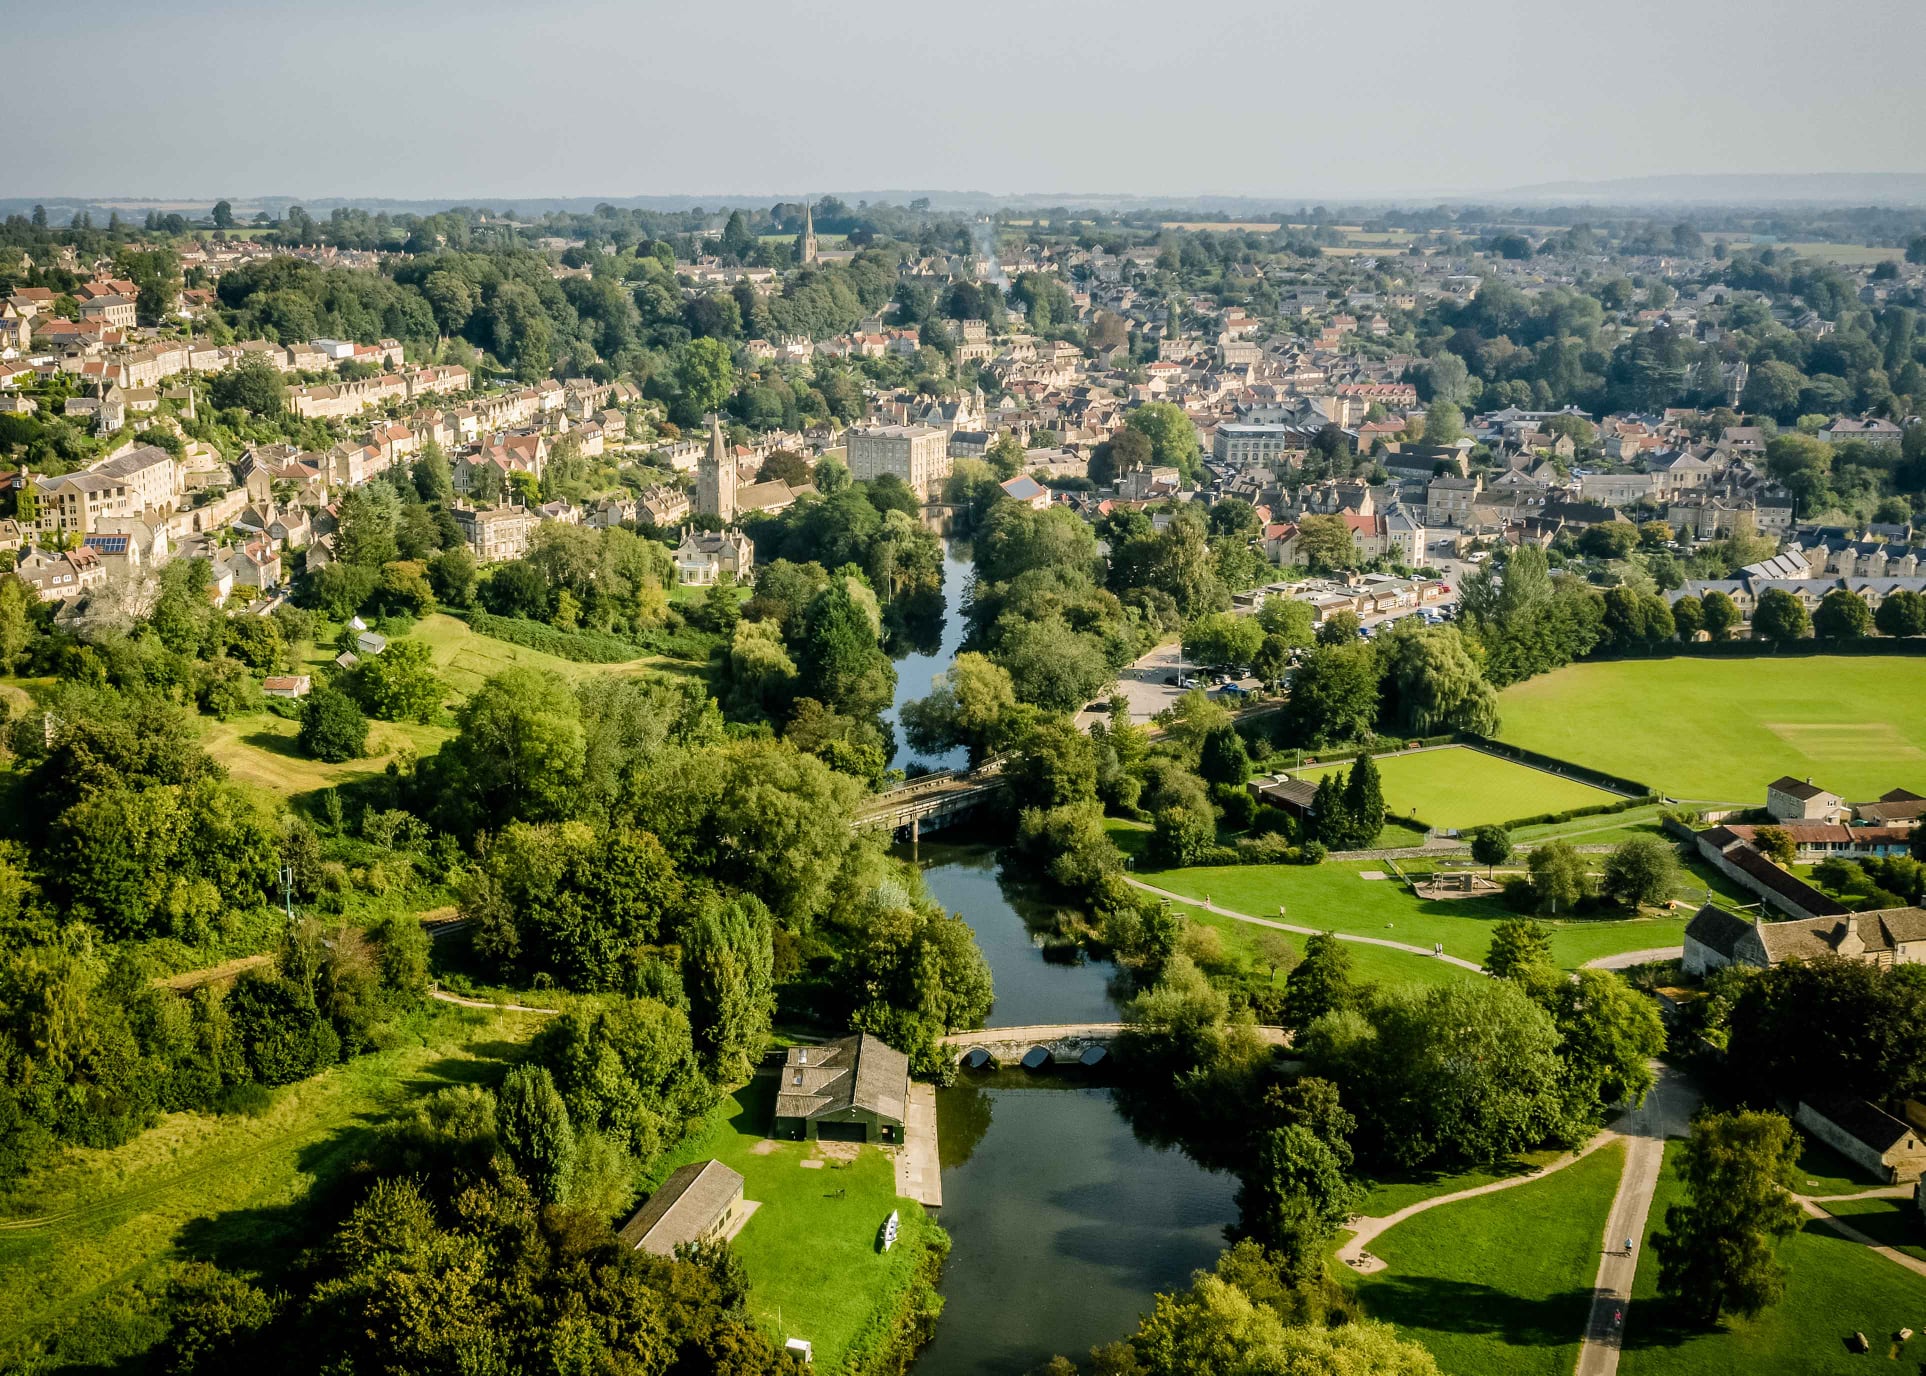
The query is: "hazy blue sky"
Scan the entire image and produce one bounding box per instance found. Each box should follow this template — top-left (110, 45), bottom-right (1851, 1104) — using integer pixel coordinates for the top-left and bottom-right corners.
top-left (7, 0), bottom-right (1923, 201)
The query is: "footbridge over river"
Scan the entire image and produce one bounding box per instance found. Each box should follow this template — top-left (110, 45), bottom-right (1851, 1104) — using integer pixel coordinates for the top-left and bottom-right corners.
top-left (938, 1022), bottom-right (1292, 1069)
top-left (853, 761), bottom-right (1007, 838)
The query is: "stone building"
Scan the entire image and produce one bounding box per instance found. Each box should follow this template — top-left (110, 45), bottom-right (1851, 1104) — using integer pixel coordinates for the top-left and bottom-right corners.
top-left (846, 424), bottom-right (949, 497)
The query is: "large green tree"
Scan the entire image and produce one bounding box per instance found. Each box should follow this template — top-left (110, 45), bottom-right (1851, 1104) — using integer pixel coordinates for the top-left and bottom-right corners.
top-left (1653, 1111), bottom-right (1803, 1324)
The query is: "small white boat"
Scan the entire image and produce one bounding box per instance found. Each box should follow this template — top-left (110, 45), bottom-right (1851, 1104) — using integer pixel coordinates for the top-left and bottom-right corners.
top-left (880, 1209), bottom-right (900, 1252)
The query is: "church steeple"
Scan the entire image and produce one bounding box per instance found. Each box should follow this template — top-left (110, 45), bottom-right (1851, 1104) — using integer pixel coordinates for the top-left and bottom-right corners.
top-left (797, 198), bottom-right (819, 267)
top-left (698, 412), bottom-right (737, 524)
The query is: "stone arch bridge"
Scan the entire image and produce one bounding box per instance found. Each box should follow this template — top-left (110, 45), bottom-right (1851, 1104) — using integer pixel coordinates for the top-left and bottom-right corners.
top-left (938, 1022), bottom-right (1291, 1068)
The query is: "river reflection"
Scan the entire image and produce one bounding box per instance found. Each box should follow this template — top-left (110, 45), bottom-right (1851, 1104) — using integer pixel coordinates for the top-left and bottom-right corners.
top-left (885, 541), bottom-right (975, 773)
top-left (912, 848), bottom-right (1236, 1376)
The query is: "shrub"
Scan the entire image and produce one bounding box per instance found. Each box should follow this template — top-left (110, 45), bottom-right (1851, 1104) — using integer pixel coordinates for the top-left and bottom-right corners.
top-left (467, 612), bottom-right (640, 664)
top-left (1298, 840), bottom-right (1327, 865)
top-left (1236, 833), bottom-right (1300, 864)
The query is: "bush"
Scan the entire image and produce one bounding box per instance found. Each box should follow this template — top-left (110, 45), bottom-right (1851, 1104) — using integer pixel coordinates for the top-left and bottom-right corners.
top-left (1236, 832), bottom-right (1300, 864)
top-left (1298, 840), bottom-right (1327, 865)
top-left (1216, 786), bottom-right (1258, 832)
top-left (297, 683), bottom-right (368, 762)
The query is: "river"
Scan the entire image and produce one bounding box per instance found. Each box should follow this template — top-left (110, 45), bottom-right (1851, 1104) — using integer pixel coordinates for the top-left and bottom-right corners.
top-left (909, 845), bottom-right (1237, 1376)
top-left (884, 541), bottom-right (975, 773)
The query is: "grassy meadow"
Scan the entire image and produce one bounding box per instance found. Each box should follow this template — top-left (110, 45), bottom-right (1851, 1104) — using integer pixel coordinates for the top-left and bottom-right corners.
top-left (0, 1008), bottom-right (543, 1367)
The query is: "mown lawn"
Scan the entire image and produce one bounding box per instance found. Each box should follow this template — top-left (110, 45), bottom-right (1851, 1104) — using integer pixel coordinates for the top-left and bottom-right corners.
top-left (1284, 746), bottom-right (1619, 831)
top-left (1621, 1142), bottom-right (1926, 1375)
top-left (1496, 657), bottom-right (1926, 802)
top-left (1139, 861), bottom-right (1691, 971)
top-left (1820, 1195), bottom-right (1926, 1264)
top-left (1346, 1140), bottom-right (1625, 1376)
top-left (1355, 1148), bottom-right (1573, 1218)
top-left (643, 1077), bottom-right (939, 1369)
top-left (0, 1007), bottom-right (543, 1367)
top-left (1159, 899), bottom-right (1477, 993)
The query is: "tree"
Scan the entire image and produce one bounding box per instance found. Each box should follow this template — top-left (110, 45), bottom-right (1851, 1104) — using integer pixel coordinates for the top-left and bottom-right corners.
top-left (1548, 968), bottom-right (1666, 1116)
top-left (1294, 514), bottom-right (1357, 573)
top-left (1252, 930), bottom-right (1298, 985)
top-left (1251, 634), bottom-right (1292, 692)
top-left (211, 199), bottom-right (234, 229)
top-left (1341, 753), bottom-right (1385, 847)
top-left (298, 683), bottom-right (368, 762)
top-left (1310, 979), bottom-right (1574, 1169)
top-left (1526, 840), bottom-right (1589, 913)
top-left (1471, 825), bottom-right (1513, 876)
top-left (1752, 825), bottom-right (1796, 865)
top-left (1182, 612), bottom-right (1263, 671)
top-left (496, 1064), bottom-right (573, 1204)
top-left (1123, 402), bottom-right (1202, 483)
top-left (1700, 590), bottom-right (1739, 641)
top-left (1198, 725), bottom-right (1251, 789)
top-left (1421, 400), bottom-right (1465, 446)
top-left (1088, 427), bottom-right (1153, 488)
top-left (1751, 588), bottom-right (1811, 644)
top-left (1284, 932), bottom-right (1355, 1029)
top-left (679, 894), bottom-right (775, 1082)
top-left (1601, 836), bottom-right (1680, 908)
top-left (676, 338), bottom-right (735, 419)
top-left (350, 639), bottom-right (445, 724)
top-left (1812, 588), bottom-right (1872, 640)
top-left (1257, 596), bottom-right (1315, 648)
top-left (1670, 593), bottom-right (1703, 641)
top-left (1485, 918), bottom-right (1553, 981)
top-left (1874, 588), bottom-right (1926, 638)
top-left (1286, 642), bottom-right (1380, 747)
top-left (1653, 1111), bottom-right (1803, 1324)
top-left (1382, 625), bottom-right (1500, 735)
top-left (209, 357), bottom-right (285, 415)
top-left (433, 669), bottom-right (586, 832)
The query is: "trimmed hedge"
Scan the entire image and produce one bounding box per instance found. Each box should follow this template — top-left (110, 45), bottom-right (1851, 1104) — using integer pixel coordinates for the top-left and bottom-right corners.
top-left (1500, 793), bottom-right (1661, 830)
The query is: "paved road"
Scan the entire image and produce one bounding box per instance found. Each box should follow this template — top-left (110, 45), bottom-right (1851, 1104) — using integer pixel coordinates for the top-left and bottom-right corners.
top-left (1582, 947), bottom-right (1684, 970)
top-left (1574, 1063), bottom-right (1701, 1376)
top-left (1122, 876), bottom-right (1488, 972)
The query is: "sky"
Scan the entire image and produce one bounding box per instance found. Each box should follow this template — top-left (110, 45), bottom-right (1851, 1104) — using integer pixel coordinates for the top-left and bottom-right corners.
top-left (6, 0), bottom-right (1924, 204)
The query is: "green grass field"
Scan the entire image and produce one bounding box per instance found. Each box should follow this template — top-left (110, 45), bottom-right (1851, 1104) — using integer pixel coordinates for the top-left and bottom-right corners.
top-left (1496, 658), bottom-right (1926, 802)
top-left (1140, 860), bottom-right (1692, 971)
top-left (405, 612), bottom-right (671, 697)
top-left (1347, 1140), bottom-right (1625, 1376)
top-left (200, 711), bottom-right (453, 798)
top-left (1819, 1195), bottom-right (1926, 1264)
top-left (1355, 1148), bottom-right (1572, 1218)
top-left (1161, 898), bottom-right (1478, 992)
top-left (0, 1008), bottom-right (543, 1366)
top-left (644, 1077), bottom-right (938, 1369)
top-left (1286, 747), bottom-right (1619, 831)
top-left (1621, 1142), bottom-right (1926, 1375)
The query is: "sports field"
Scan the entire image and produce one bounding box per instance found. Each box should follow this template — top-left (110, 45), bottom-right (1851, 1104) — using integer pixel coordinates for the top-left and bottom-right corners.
top-left (1496, 657), bottom-right (1926, 802)
top-left (1289, 746), bottom-right (1619, 831)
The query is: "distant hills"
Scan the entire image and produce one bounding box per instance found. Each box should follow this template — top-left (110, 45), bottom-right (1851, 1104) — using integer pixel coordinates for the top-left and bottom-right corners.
top-left (1497, 173), bottom-right (1926, 206)
top-left (5, 174), bottom-right (1926, 221)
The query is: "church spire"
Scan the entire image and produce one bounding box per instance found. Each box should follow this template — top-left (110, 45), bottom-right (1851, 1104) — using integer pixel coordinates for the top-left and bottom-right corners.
top-left (797, 197), bottom-right (819, 267)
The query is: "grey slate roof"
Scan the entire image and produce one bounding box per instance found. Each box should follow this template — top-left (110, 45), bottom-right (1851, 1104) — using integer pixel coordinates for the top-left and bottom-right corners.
top-left (775, 1033), bottom-right (909, 1125)
top-left (617, 1159), bottom-right (743, 1255)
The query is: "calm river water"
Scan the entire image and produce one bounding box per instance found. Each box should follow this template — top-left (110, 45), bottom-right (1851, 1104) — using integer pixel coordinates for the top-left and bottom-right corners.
top-left (884, 541), bottom-right (974, 773)
top-left (909, 846), bottom-right (1236, 1376)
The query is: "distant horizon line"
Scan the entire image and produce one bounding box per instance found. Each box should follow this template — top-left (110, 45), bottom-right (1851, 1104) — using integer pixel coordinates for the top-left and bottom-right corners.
top-left (8, 171), bottom-right (1926, 213)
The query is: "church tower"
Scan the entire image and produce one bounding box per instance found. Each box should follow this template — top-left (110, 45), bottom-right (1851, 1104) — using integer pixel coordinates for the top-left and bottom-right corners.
top-left (697, 413), bottom-right (737, 524)
top-left (796, 199), bottom-right (819, 267)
